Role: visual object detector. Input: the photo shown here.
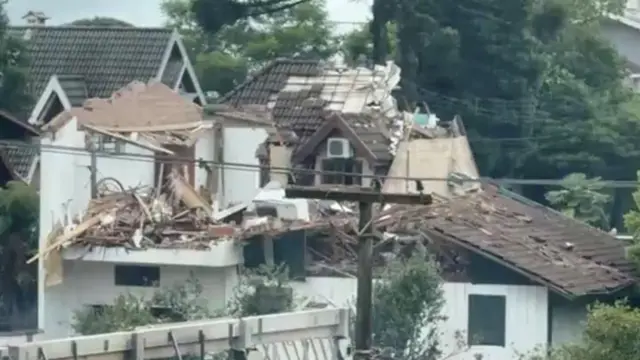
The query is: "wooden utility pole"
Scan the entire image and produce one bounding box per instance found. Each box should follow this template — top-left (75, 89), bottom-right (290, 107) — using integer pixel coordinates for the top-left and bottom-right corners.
top-left (285, 185), bottom-right (431, 360)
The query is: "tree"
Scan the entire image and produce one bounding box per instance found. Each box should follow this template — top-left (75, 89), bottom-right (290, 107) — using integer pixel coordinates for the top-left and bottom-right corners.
top-left (371, 253), bottom-right (450, 360)
top-left (357, 0), bottom-right (640, 206)
top-left (523, 301), bottom-right (640, 360)
top-left (0, 4), bottom-right (31, 114)
top-left (68, 17), bottom-right (134, 27)
top-left (190, 0), bottom-right (309, 34)
top-left (623, 170), bottom-right (640, 265)
top-left (0, 181), bottom-right (38, 328)
top-left (545, 173), bottom-right (611, 229)
top-left (162, 0), bottom-right (338, 96)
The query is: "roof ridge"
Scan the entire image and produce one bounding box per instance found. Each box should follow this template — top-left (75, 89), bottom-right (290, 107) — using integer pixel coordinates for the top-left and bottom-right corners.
top-left (9, 25), bottom-right (172, 31)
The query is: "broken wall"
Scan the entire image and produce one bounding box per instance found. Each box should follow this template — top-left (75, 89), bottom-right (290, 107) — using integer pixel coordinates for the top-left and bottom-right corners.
top-left (383, 136), bottom-right (480, 197)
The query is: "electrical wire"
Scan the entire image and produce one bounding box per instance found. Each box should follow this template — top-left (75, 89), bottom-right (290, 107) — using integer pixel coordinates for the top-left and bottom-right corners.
top-left (3, 139), bottom-right (640, 188)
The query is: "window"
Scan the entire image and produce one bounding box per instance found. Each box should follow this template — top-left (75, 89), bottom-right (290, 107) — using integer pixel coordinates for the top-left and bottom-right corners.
top-left (321, 158), bottom-right (363, 185)
top-left (87, 134), bottom-right (123, 153)
top-left (114, 265), bottom-right (160, 287)
top-left (467, 294), bottom-right (506, 346)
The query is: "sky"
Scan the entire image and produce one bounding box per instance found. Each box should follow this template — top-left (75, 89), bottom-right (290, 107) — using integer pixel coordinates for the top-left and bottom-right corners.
top-left (7, 0), bottom-right (371, 34)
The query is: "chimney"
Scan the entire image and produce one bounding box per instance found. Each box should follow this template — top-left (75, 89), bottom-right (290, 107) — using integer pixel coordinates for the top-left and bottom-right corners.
top-left (22, 11), bottom-right (49, 26)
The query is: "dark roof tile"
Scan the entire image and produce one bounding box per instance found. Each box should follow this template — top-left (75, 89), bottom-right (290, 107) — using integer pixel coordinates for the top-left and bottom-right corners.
top-left (0, 143), bottom-right (38, 181)
top-left (383, 186), bottom-right (636, 297)
top-left (57, 75), bottom-right (88, 106)
top-left (9, 26), bottom-right (174, 112)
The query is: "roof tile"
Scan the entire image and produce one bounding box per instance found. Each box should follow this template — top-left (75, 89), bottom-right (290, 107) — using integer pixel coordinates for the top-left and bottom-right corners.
top-left (382, 186), bottom-right (636, 297)
top-left (9, 26), bottom-right (174, 112)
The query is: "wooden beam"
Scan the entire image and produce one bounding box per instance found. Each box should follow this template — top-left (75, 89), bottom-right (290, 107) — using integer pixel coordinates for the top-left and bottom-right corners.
top-left (284, 185), bottom-right (432, 205)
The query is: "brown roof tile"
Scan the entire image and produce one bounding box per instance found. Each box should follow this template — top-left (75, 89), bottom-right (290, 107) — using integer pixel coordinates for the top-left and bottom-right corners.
top-left (44, 81), bottom-right (203, 133)
top-left (381, 186), bottom-right (636, 297)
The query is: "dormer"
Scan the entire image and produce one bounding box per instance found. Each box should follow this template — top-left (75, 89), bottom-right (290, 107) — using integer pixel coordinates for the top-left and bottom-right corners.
top-left (22, 11), bottom-right (49, 26)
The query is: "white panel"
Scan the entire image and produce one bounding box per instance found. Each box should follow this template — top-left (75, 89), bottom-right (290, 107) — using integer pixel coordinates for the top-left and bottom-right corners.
top-left (43, 261), bottom-right (236, 339)
top-left (222, 127), bottom-right (267, 207)
top-left (291, 278), bottom-right (549, 360)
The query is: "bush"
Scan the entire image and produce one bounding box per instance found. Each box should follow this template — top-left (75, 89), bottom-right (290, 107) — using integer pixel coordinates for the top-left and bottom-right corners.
top-left (227, 264), bottom-right (294, 316)
top-left (72, 266), bottom-right (295, 335)
top-left (72, 275), bottom-right (215, 335)
top-left (521, 301), bottom-right (640, 360)
top-left (371, 253), bottom-right (446, 360)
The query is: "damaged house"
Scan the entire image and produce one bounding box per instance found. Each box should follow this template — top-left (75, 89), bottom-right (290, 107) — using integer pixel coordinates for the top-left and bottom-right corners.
top-left (218, 58), bottom-right (638, 360)
top-left (33, 81), bottom-right (238, 338)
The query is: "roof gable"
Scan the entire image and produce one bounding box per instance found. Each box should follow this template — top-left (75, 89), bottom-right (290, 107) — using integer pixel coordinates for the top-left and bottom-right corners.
top-left (293, 112), bottom-right (378, 163)
top-left (9, 26), bottom-right (175, 111)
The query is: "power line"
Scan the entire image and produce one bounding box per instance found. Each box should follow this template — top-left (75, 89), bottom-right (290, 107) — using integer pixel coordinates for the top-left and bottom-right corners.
top-left (3, 140), bottom-right (640, 188)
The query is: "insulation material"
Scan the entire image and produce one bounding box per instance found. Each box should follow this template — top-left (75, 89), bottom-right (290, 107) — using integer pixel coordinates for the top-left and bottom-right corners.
top-left (383, 136), bottom-right (480, 198)
top-left (43, 223), bottom-right (64, 287)
top-left (269, 145), bottom-right (292, 186)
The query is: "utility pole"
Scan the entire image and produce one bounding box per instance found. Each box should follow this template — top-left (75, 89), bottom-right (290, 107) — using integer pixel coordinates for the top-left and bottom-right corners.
top-left (285, 185), bottom-right (431, 360)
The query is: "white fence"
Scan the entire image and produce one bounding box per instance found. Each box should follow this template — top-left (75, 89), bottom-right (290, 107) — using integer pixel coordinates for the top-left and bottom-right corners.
top-left (6, 309), bottom-right (350, 360)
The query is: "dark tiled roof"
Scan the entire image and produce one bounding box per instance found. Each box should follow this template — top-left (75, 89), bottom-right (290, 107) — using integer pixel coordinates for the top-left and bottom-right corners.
top-left (342, 113), bottom-right (393, 162)
top-left (8, 26), bottom-right (175, 111)
top-left (382, 186), bottom-right (636, 297)
top-left (221, 59), bottom-right (393, 162)
top-left (161, 58), bottom-right (184, 88)
top-left (57, 75), bottom-right (88, 106)
top-left (221, 59), bottom-right (322, 106)
top-left (0, 143), bottom-right (38, 182)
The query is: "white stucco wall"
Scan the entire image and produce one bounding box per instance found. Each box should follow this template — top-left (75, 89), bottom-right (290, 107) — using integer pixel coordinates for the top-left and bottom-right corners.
top-left (43, 261), bottom-right (238, 339)
top-left (195, 128), bottom-right (215, 195)
top-left (38, 118), bottom-right (220, 331)
top-left (292, 277), bottom-right (549, 360)
top-left (222, 127), bottom-right (267, 207)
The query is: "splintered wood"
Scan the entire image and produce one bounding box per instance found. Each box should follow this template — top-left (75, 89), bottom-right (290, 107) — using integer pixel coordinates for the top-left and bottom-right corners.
top-left (28, 171), bottom-right (233, 265)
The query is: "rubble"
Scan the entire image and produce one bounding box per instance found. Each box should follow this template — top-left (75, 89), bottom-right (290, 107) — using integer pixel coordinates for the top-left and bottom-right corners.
top-left (29, 171), bottom-right (343, 267)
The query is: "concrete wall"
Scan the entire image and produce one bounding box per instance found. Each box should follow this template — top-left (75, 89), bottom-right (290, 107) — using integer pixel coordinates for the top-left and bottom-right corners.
top-left (222, 127), bottom-right (267, 207)
top-left (43, 261), bottom-right (238, 339)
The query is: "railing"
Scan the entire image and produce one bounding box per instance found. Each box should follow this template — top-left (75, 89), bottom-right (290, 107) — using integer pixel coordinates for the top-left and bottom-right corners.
top-left (7, 309), bottom-right (350, 360)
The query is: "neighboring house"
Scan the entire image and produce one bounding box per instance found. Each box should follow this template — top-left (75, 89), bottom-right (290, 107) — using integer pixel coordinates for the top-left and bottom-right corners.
top-left (0, 111), bottom-right (40, 186)
top-left (603, 1), bottom-right (640, 88)
top-left (8, 19), bottom-right (206, 127)
top-left (35, 81), bottom-right (230, 338)
top-left (219, 59), bottom-right (411, 202)
top-left (217, 59), bottom-right (637, 359)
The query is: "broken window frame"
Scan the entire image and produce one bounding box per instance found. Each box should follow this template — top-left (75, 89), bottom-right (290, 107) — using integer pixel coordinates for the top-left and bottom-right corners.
top-left (87, 134), bottom-right (123, 154)
top-left (320, 158), bottom-right (363, 186)
top-left (114, 265), bottom-right (160, 287)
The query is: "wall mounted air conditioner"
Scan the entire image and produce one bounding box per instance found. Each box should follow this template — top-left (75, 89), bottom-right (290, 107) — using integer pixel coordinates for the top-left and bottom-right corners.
top-left (326, 137), bottom-right (353, 158)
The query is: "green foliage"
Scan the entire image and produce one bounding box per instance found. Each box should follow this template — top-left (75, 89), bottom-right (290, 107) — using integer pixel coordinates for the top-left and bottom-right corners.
top-left (0, 181), bottom-right (38, 322)
top-left (227, 264), bottom-right (294, 316)
top-left (68, 17), bottom-right (134, 27)
top-left (521, 301), bottom-right (640, 360)
top-left (545, 173), bottom-right (611, 229)
top-left (0, 4), bottom-right (32, 114)
top-left (72, 266), bottom-right (294, 335)
top-left (162, 0), bottom-right (338, 96)
top-left (623, 171), bottom-right (640, 265)
top-left (371, 253), bottom-right (446, 360)
top-left (72, 275), bottom-right (216, 335)
top-left (357, 0), bottom-right (639, 204)
top-left (72, 294), bottom-right (157, 335)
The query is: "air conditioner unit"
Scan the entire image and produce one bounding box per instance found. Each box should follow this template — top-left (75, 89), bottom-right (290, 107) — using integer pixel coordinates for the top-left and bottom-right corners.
top-left (326, 137), bottom-right (353, 158)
